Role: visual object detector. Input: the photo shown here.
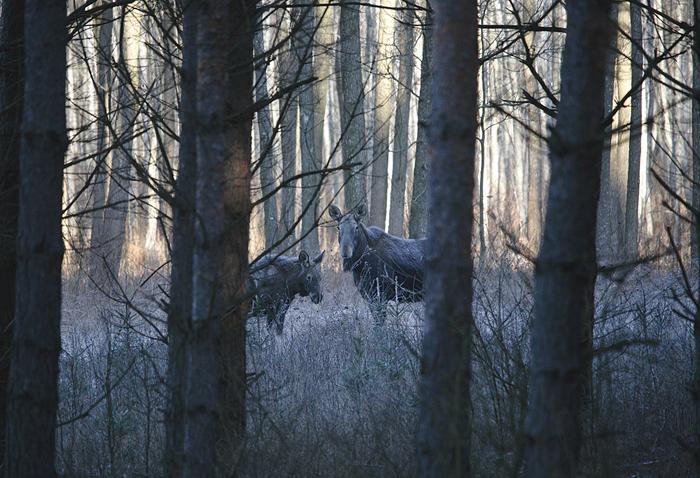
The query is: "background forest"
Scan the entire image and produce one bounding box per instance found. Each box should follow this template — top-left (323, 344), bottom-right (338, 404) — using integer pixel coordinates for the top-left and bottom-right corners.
top-left (0, 0), bottom-right (699, 477)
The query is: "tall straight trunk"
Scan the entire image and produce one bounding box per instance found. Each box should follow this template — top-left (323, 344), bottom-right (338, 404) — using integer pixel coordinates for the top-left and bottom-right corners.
top-left (182, 0), bottom-right (254, 476)
top-left (409, 5), bottom-right (433, 239)
top-left (369, 0), bottom-right (394, 228)
top-left (388, 6), bottom-right (415, 236)
top-left (89, 4), bottom-right (113, 275)
top-left (416, 0), bottom-right (477, 476)
top-left (165, 2), bottom-right (198, 476)
top-left (298, 3), bottom-right (320, 252)
top-left (338, 0), bottom-right (367, 212)
top-left (278, 10), bottom-right (299, 251)
top-left (692, 0), bottom-right (700, 471)
top-left (0, 0), bottom-right (23, 469)
top-left (625, 2), bottom-right (643, 259)
top-left (523, 0), bottom-right (613, 476)
top-left (254, 15), bottom-right (278, 249)
top-left (5, 1), bottom-right (66, 476)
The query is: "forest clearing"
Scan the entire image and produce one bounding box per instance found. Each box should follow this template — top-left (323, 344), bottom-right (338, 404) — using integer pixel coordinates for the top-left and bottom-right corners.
top-left (1, 0), bottom-right (699, 476)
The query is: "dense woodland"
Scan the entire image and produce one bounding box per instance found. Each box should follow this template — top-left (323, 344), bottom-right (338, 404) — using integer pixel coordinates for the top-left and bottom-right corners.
top-left (0, 0), bottom-right (699, 476)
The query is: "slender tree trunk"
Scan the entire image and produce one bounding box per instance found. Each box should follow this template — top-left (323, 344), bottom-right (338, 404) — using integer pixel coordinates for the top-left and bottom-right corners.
top-left (625, 2), bottom-right (643, 259)
top-left (692, 0), bottom-right (700, 471)
top-left (338, 0), bottom-right (367, 212)
top-left (5, 1), bottom-right (66, 476)
top-left (182, 1), bottom-right (254, 476)
top-left (254, 14), bottom-right (278, 249)
top-left (0, 1), bottom-right (23, 470)
top-left (409, 6), bottom-right (432, 239)
top-left (416, 0), bottom-right (477, 476)
top-left (523, 0), bottom-right (613, 476)
top-left (388, 6), bottom-right (415, 236)
top-left (278, 10), bottom-right (299, 251)
top-left (297, 3), bottom-right (320, 252)
top-left (369, 0), bottom-right (395, 228)
top-left (165, 2), bottom-right (198, 476)
top-left (89, 4), bottom-right (113, 276)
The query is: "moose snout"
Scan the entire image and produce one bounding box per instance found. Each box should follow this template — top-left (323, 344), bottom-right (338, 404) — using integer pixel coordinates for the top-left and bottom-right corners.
top-left (311, 292), bottom-right (323, 304)
top-left (340, 245), bottom-right (353, 260)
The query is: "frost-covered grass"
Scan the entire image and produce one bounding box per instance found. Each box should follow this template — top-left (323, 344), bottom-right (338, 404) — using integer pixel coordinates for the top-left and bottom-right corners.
top-left (56, 263), bottom-right (695, 477)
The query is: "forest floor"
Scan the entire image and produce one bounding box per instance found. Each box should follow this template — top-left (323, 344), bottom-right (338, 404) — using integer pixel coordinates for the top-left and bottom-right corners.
top-left (56, 260), bottom-right (695, 477)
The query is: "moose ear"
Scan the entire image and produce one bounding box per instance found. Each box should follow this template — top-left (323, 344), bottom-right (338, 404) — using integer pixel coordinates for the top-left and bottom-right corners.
top-left (298, 250), bottom-right (311, 267)
top-left (313, 250), bottom-right (325, 264)
top-left (328, 205), bottom-right (343, 221)
top-left (354, 203), bottom-right (366, 220)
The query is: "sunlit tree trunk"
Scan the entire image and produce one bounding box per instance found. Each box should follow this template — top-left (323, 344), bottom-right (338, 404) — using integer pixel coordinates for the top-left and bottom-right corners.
top-left (416, 0), bottom-right (477, 476)
top-left (523, 0), bottom-right (613, 476)
top-left (182, 0), bottom-right (254, 476)
top-left (388, 6), bottom-right (415, 236)
top-left (338, 0), bottom-right (367, 212)
top-left (0, 0), bottom-right (23, 469)
top-left (369, 0), bottom-right (395, 228)
top-left (409, 5), bottom-right (432, 239)
top-left (165, 2), bottom-right (198, 476)
top-left (5, 0), bottom-right (66, 476)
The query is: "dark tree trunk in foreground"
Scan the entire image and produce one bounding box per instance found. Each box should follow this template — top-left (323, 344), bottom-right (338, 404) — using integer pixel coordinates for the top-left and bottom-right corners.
top-left (182, 0), bottom-right (254, 476)
top-left (165, 2), bottom-right (198, 476)
top-left (416, 0), bottom-right (477, 476)
top-left (0, 0), bottom-right (23, 470)
top-left (692, 0), bottom-right (700, 470)
top-left (409, 5), bottom-right (433, 239)
top-left (523, 0), bottom-right (613, 476)
top-left (338, 0), bottom-right (367, 212)
top-left (5, 1), bottom-right (66, 476)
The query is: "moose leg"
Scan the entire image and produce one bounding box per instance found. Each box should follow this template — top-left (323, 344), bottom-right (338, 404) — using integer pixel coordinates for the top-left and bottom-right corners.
top-left (368, 299), bottom-right (388, 326)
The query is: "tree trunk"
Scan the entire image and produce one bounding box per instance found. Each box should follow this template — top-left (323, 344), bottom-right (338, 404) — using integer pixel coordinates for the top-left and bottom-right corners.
top-left (278, 10), bottom-right (299, 251)
top-left (182, 1), bottom-right (254, 476)
top-left (368, 0), bottom-right (395, 228)
top-left (388, 6), bottom-right (415, 236)
top-left (297, 3), bottom-right (320, 252)
top-left (254, 15), bottom-right (278, 249)
top-left (338, 0), bottom-right (367, 212)
top-left (523, 0), bottom-right (613, 476)
top-left (692, 0), bottom-right (700, 471)
top-left (625, 2), bottom-right (643, 259)
top-left (165, 2), bottom-right (198, 476)
top-left (5, 1), bottom-right (66, 476)
top-left (416, 0), bottom-right (477, 476)
top-left (409, 5), bottom-right (433, 239)
top-left (0, 0), bottom-right (23, 470)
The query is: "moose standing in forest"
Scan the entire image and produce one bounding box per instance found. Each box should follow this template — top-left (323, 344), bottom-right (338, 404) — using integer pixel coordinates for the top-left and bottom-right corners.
top-left (249, 250), bottom-right (325, 334)
top-left (328, 205), bottom-right (425, 323)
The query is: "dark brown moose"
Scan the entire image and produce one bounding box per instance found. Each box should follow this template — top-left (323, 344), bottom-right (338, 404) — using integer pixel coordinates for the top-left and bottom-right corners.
top-left (328, 204), bottom-right (425, 323)
top-left (249, 250), bottom-right (325, 334)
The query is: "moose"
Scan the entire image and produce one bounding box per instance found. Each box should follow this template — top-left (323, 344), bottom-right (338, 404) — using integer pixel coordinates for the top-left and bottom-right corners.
top-left (328, 204), bottom-right (425, 323)
top-left (249, 250), bottom-right (325, 334)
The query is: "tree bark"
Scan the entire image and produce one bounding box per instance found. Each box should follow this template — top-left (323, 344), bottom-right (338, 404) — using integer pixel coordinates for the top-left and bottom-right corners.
top-left (692, 0), bottom-right (700, 471)
top-left (0, 0), bottom-right (23, 470)
top-left (523, 0), bottom-right (613, 476)
top-left (5, 1), bottom-right (66, 476)
top-left (388, 6), bottom-right (415, 236)
top-left (625, 2), bottom-right (643, 259)
top-left (409, 5), bottom-right (432, 239)
top-left (254, 14), bottom-right (278, 249)
top-left (338, 0), bottom-right (367, 212)
top-left (368, 0), bottom-right (395, 228)
top-left (297, 2), bottom-right (320, 252)
top-left (416, 0), bottom-right (477, 476)
top-left (165, 2), bottom-right (198, 476)
top-left (182, 0), bottom-right (254, 476)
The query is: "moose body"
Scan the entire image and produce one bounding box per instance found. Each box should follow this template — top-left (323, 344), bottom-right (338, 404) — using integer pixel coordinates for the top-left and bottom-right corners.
top-left (329, 205), bottom-right (425, 322)
top-left (249, 250), bottom-right (324, 334)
